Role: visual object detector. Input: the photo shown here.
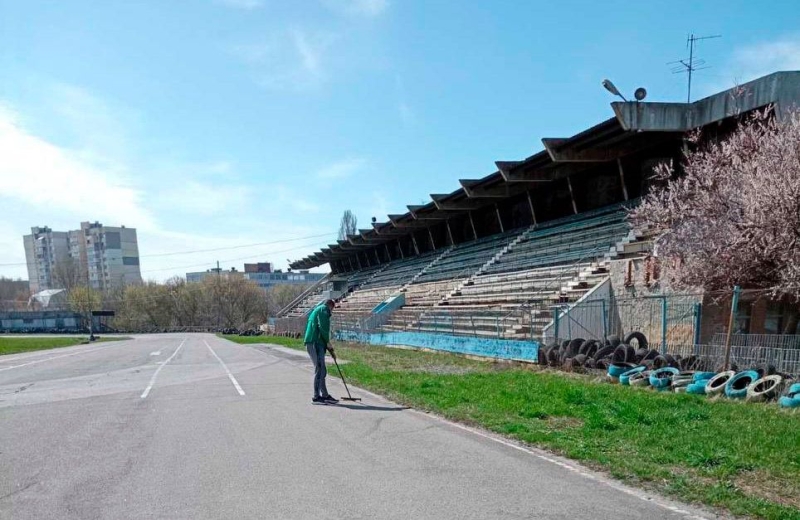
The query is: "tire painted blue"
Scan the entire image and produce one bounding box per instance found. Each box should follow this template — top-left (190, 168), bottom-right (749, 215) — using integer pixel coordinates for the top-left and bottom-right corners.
top-left (649, 367), bottom-right (679, 389)
top-left (608, 363), bottom-right (636, 378)
top-left (619, 366), bottom-right (646, 386)
top-left (686, 382), bottom-right (707, 395)
top-left (778, 395), bottom-right (800, 409)
top-left (789, 383), bottom-right (800, 395)
top-left (724, 370), bottom-right (760, 399)
top-left (692, 372), bottom-right (716, 383)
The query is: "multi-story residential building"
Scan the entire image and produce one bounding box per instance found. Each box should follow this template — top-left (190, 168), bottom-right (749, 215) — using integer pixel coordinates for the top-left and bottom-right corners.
top-left (23, 227), bottom-right (70, 293)
top-left (70, 222), bottom-right (142, 290)
top-left (23, 222), bottom-right (142, 292)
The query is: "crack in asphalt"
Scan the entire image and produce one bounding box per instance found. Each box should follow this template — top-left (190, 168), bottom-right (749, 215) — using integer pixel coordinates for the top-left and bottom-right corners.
top-left (14, 382), bottom-right (34, 394)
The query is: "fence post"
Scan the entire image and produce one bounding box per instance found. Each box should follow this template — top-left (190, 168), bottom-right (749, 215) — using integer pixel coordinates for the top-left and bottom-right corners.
top-left (529, 310), bottom-right (534, 341)
top-left (552, 305), bottom-right (560, 344)
top-left (661, 296), bottom-right (668, 354)
top-left (692, 302), bottom-right (702, 353)
top-left (496, 316), bottom-right (500, 339)
top-left (723, 286), bottom-right (741, 371)
top-left (566, 305), bottom-right (572, 339)
top-left (470, 314), bottom-right (476, 338)
top-left (601, 299), bottom-right (608, 339)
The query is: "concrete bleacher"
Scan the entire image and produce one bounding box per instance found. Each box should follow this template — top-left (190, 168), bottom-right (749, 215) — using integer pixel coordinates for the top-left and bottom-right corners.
top-left (414, 230), bottom-right (523, 283)
top-left (382, 205), bottom-right (629, 339)
top-left (334, 251), bottom-right (443, 315)
top-left (328, 203), bottom-right (631, 340)
top-left (485, 206), bottom-right (628, 275)
top-left (285, 285), bottom-right (326, 318)
top-left (357, 251), bottom-right (442, 290)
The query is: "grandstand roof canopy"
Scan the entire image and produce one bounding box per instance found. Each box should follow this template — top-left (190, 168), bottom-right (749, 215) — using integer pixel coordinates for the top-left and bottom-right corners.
top-left (291, 71), bottom-right (800, 270)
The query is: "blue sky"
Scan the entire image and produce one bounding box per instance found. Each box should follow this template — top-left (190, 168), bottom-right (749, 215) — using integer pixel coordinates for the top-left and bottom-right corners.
top-left (1, 0), bottom-right (799, 281)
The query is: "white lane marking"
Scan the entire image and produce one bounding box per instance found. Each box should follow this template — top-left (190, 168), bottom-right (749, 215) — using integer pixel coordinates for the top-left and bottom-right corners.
top-left (140, 339), bottom-right (186, 399)
top-left (0, 344), bottom-right (123, 373)
top-left (150, 351), bottom-right (161, 356)
top-left (273, 350), bottom-right (710, 520)
top-left (204, 340), bottom-right (245, 396)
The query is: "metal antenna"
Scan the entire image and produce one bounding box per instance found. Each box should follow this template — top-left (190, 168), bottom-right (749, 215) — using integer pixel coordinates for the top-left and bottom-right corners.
top-left (668, 33), bottom-right (721, 103)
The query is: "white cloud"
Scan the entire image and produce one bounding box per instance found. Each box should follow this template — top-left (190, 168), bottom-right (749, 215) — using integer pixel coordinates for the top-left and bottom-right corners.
top-left (230, 30), bottom-right (336, 90)
top-left (214, 0), bottom-right (263, 10)
top-left (0, 105), bottom-right (156, 231)
top-left (322, 0), bottom-right (389, 17)
top-left (292, 30), bottom-right (322, 77)
top-left (315, 157), bottom-right (367, 179)
top-left (0, 89), bottom-right (333, 281)
top-left (707, 35), bottom-right (800, 95)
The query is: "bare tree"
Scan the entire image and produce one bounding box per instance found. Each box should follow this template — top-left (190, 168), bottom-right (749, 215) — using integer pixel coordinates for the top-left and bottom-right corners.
top-left (631, 108), bottom-right (800, 308)
top-left (52, 256), bottom-right (86, 291)
top-left (338, 210), bottom-right (358, 241)
top-left (266, 283), bottom-right (311, 316)
top-left (0, 277), bottom-right (28, 311)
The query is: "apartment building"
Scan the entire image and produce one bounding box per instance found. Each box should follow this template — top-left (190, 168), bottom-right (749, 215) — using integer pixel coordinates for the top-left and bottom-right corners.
top-left (22, 227), bottom-right (70, 293)
top-left (23, 222), bottom-right (142, 292)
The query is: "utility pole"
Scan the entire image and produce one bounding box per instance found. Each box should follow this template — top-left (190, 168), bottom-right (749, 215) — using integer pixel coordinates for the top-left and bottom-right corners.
top-left (669, 33), bottom-right (721, 103)
top-left (216, 260), bottom-right (221, 328)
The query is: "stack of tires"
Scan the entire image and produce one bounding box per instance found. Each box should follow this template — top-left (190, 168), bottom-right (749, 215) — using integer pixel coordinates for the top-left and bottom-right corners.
top-left (540, 332), bottom-right (799, 408)
top-left (540, 331), bottom-right (712, 375)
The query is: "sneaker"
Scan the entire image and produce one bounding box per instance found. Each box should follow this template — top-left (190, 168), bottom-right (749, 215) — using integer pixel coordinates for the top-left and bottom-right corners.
top-left (322, 395), bottom-right (339, 404)
top-left (312, 396), bottom-right (324, 404)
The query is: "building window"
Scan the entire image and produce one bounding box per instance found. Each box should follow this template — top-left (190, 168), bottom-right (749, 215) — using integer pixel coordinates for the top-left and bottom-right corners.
top-left (735, 302), bottom-right (753, 334)
top-left (764, 302), bottom-right (784, 335)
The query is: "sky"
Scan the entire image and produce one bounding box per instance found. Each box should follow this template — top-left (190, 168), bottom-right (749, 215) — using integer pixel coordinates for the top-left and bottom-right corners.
top-left (1, 0), bottom-right (799, 281)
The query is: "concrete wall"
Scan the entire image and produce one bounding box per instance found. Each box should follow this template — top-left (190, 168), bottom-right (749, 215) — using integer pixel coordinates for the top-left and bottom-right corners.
top-left (335, 329), bottom-right (539, 362)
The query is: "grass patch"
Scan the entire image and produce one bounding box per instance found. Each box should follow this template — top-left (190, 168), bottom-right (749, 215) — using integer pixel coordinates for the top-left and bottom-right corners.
top-left (0, 336), bottom-right (129, 356)
top-left (223, 335), bottom-right (800, 519)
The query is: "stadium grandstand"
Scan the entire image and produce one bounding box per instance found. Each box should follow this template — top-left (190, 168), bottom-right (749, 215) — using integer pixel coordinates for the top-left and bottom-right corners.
top-left (279, 71), bottom-right (800, 347)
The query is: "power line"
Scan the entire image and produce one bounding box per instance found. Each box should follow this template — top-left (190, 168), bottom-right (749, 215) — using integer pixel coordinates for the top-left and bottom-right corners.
top-left (139, 238), bottom-right (332, 274)
top-left (0, 231), bottom-right (337, 268)
top-left (140, 232), bottom-right (336, 258)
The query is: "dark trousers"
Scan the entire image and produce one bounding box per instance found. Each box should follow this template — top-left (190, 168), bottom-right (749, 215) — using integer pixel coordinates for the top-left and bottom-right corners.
top-left (305, 341), bottom-right (329, 398)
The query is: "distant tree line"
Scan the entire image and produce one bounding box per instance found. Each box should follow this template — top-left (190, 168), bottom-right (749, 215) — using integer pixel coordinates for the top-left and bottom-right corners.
top-left (9, 271), bottom-right (308, 332)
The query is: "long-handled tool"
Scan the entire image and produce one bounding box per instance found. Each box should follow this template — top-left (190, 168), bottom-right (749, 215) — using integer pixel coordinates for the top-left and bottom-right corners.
top-left (330, 350), bottom-right (361, 402)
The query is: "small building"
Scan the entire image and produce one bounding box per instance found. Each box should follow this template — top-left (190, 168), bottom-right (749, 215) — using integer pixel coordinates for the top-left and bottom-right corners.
top-left (243, 270), bottom-right (325, 291)
top-left (185, 267), bottom-right (244, 284)
top-left (244, 262), bottom-right (273, 273)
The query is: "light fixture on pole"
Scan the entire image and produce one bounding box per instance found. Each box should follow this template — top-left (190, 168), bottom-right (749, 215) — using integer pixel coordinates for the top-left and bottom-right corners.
top-left (602, 80), bottom-right (648, 103)
top-left (602, 79), bottom-right (627, 101)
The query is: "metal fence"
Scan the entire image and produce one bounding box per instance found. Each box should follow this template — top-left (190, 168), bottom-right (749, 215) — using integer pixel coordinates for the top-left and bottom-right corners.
top-left (543, 291), bottom-right (702, 350)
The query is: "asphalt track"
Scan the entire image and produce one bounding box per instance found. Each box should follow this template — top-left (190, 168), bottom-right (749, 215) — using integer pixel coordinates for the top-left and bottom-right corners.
top-left (0, 334), bottom-right (719, 519)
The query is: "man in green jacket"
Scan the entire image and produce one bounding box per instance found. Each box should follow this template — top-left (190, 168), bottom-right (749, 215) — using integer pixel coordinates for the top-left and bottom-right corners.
top-left (304, 299), bottom-right (338, 404)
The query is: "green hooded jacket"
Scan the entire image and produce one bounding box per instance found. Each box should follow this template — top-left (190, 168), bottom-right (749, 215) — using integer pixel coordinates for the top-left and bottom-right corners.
top-left (304, 303), bottom-right (331, 345)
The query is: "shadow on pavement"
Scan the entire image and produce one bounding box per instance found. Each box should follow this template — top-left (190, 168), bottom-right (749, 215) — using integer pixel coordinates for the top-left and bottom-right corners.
top-left (334, 403), bottom-right (408, 412)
